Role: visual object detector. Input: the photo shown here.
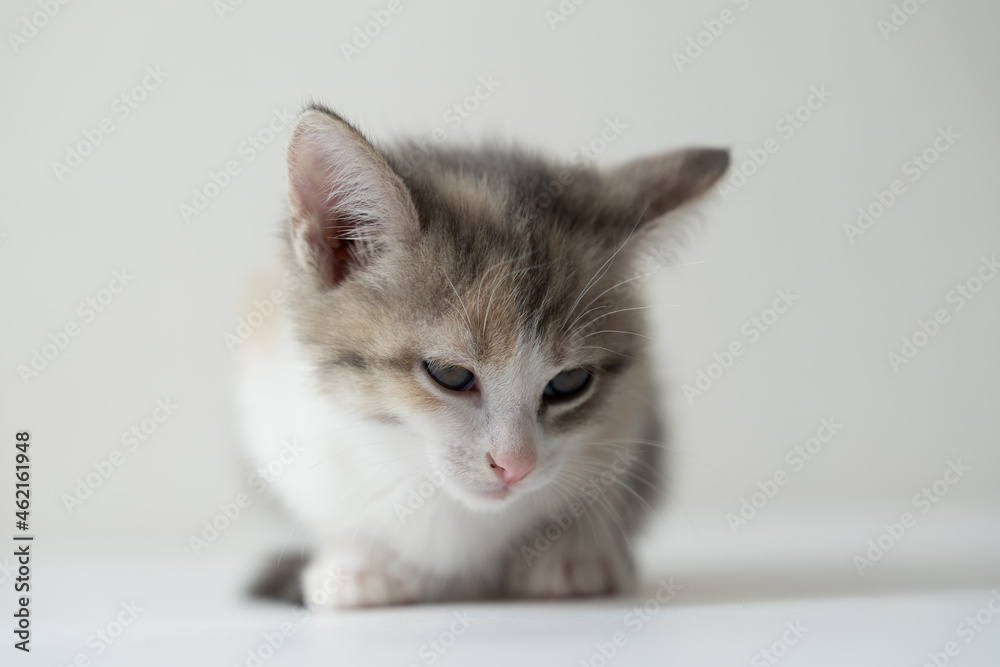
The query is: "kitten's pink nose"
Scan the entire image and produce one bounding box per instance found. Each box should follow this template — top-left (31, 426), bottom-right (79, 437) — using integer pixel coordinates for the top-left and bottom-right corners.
top-left (487, 450), bottom-right (536, 486)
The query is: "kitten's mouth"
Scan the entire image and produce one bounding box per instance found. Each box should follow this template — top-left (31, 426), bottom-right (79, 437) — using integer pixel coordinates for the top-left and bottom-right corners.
top-left (448, 482), bottom-right (519, 509)
top-left (464, 464), bottom-right (553, 505)
top-left (475, 485), bottom-right (511, 501)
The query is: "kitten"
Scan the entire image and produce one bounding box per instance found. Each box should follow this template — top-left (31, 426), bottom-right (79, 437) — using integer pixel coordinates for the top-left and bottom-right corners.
top-left (238, 105), bottom-right (728, 608)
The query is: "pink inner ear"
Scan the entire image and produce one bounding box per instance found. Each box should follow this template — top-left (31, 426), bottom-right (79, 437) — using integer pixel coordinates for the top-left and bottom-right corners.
top-left (288, 143), bottom-right (355, 286)
top-left (301, 211), bottom-right (354, 287)
top-left (286, 110), bottom-right (417, 287)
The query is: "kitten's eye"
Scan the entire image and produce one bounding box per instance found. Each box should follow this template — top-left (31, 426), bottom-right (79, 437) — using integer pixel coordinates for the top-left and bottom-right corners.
top-left (544, 368), bottom-right (591, 400)
top-left (424, 360), bottom-right (475, 392)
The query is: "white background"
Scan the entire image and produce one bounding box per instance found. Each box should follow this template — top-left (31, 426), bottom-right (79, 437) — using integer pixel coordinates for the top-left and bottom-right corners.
top-left (1, 0), bottom-right (998, 665)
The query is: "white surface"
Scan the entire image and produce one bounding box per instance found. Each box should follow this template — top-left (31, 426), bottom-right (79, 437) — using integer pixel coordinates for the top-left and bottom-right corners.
top-left (2, 0), bottom-right (999, 664)
top-left (28, 509), bottom-right (1000, 665)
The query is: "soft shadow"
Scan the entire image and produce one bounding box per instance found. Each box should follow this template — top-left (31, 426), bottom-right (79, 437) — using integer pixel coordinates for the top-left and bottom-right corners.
top-left (633, 561), bottom-right (1000, 607)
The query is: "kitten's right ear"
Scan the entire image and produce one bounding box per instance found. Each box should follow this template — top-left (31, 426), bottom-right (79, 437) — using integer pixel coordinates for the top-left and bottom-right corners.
top-left (603, 147), bottom-right (730, 226)
top-left (286, 107), bottom-right (418, 288)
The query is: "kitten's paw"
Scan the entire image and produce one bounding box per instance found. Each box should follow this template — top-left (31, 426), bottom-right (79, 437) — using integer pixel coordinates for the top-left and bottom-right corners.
top-left (302, 557), bottom-right (422, 609)
top-left (507, 543), bottom-right (632, 599)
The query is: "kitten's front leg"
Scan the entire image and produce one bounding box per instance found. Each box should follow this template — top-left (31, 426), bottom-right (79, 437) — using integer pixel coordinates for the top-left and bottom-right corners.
top-left (301, 545), bottom-right (424, 609)
top-left (506, 518), bottom-right (634, 599)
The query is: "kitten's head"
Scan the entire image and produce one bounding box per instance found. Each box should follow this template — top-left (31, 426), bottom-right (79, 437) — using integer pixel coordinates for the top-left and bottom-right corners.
top-left (285, 106), bottom-right (727, 511)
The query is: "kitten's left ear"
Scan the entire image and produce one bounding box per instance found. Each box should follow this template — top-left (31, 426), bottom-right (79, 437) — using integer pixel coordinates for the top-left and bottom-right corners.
top-left (604, 148), bottom-right (729, 225)
top-left (286, 107), bottom-right (419, 288)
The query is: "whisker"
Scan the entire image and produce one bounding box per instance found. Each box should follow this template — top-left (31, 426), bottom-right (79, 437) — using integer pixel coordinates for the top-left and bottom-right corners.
top-left (576, 258), bottom-right (711, 319)
top-left (577, 346), bottom-right (640, 362)
top-left (444, 271), bottom-right (472, 330)
top-left (559, 206), bottom-right (649, 336)
top-left (580, 329), bottom-right (653, 341)
top-left (568, 304), bottom-right (683, 340)
top-left (482, 259), bottom-right (552, 336)
top-left (274, 517), bottom-right (301, 568)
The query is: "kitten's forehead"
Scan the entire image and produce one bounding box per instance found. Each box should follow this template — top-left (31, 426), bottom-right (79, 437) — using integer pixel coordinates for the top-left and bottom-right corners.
top-left (423, 169), bottom-right (508, 220)
top-left (408, 243), bottom-right (634, 376)
top-left (389, 156), bottom-right (639, 369)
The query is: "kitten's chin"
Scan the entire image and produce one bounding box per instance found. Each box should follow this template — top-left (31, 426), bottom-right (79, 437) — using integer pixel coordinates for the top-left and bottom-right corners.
top-left (446, 483), bottom-right (515, 512)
